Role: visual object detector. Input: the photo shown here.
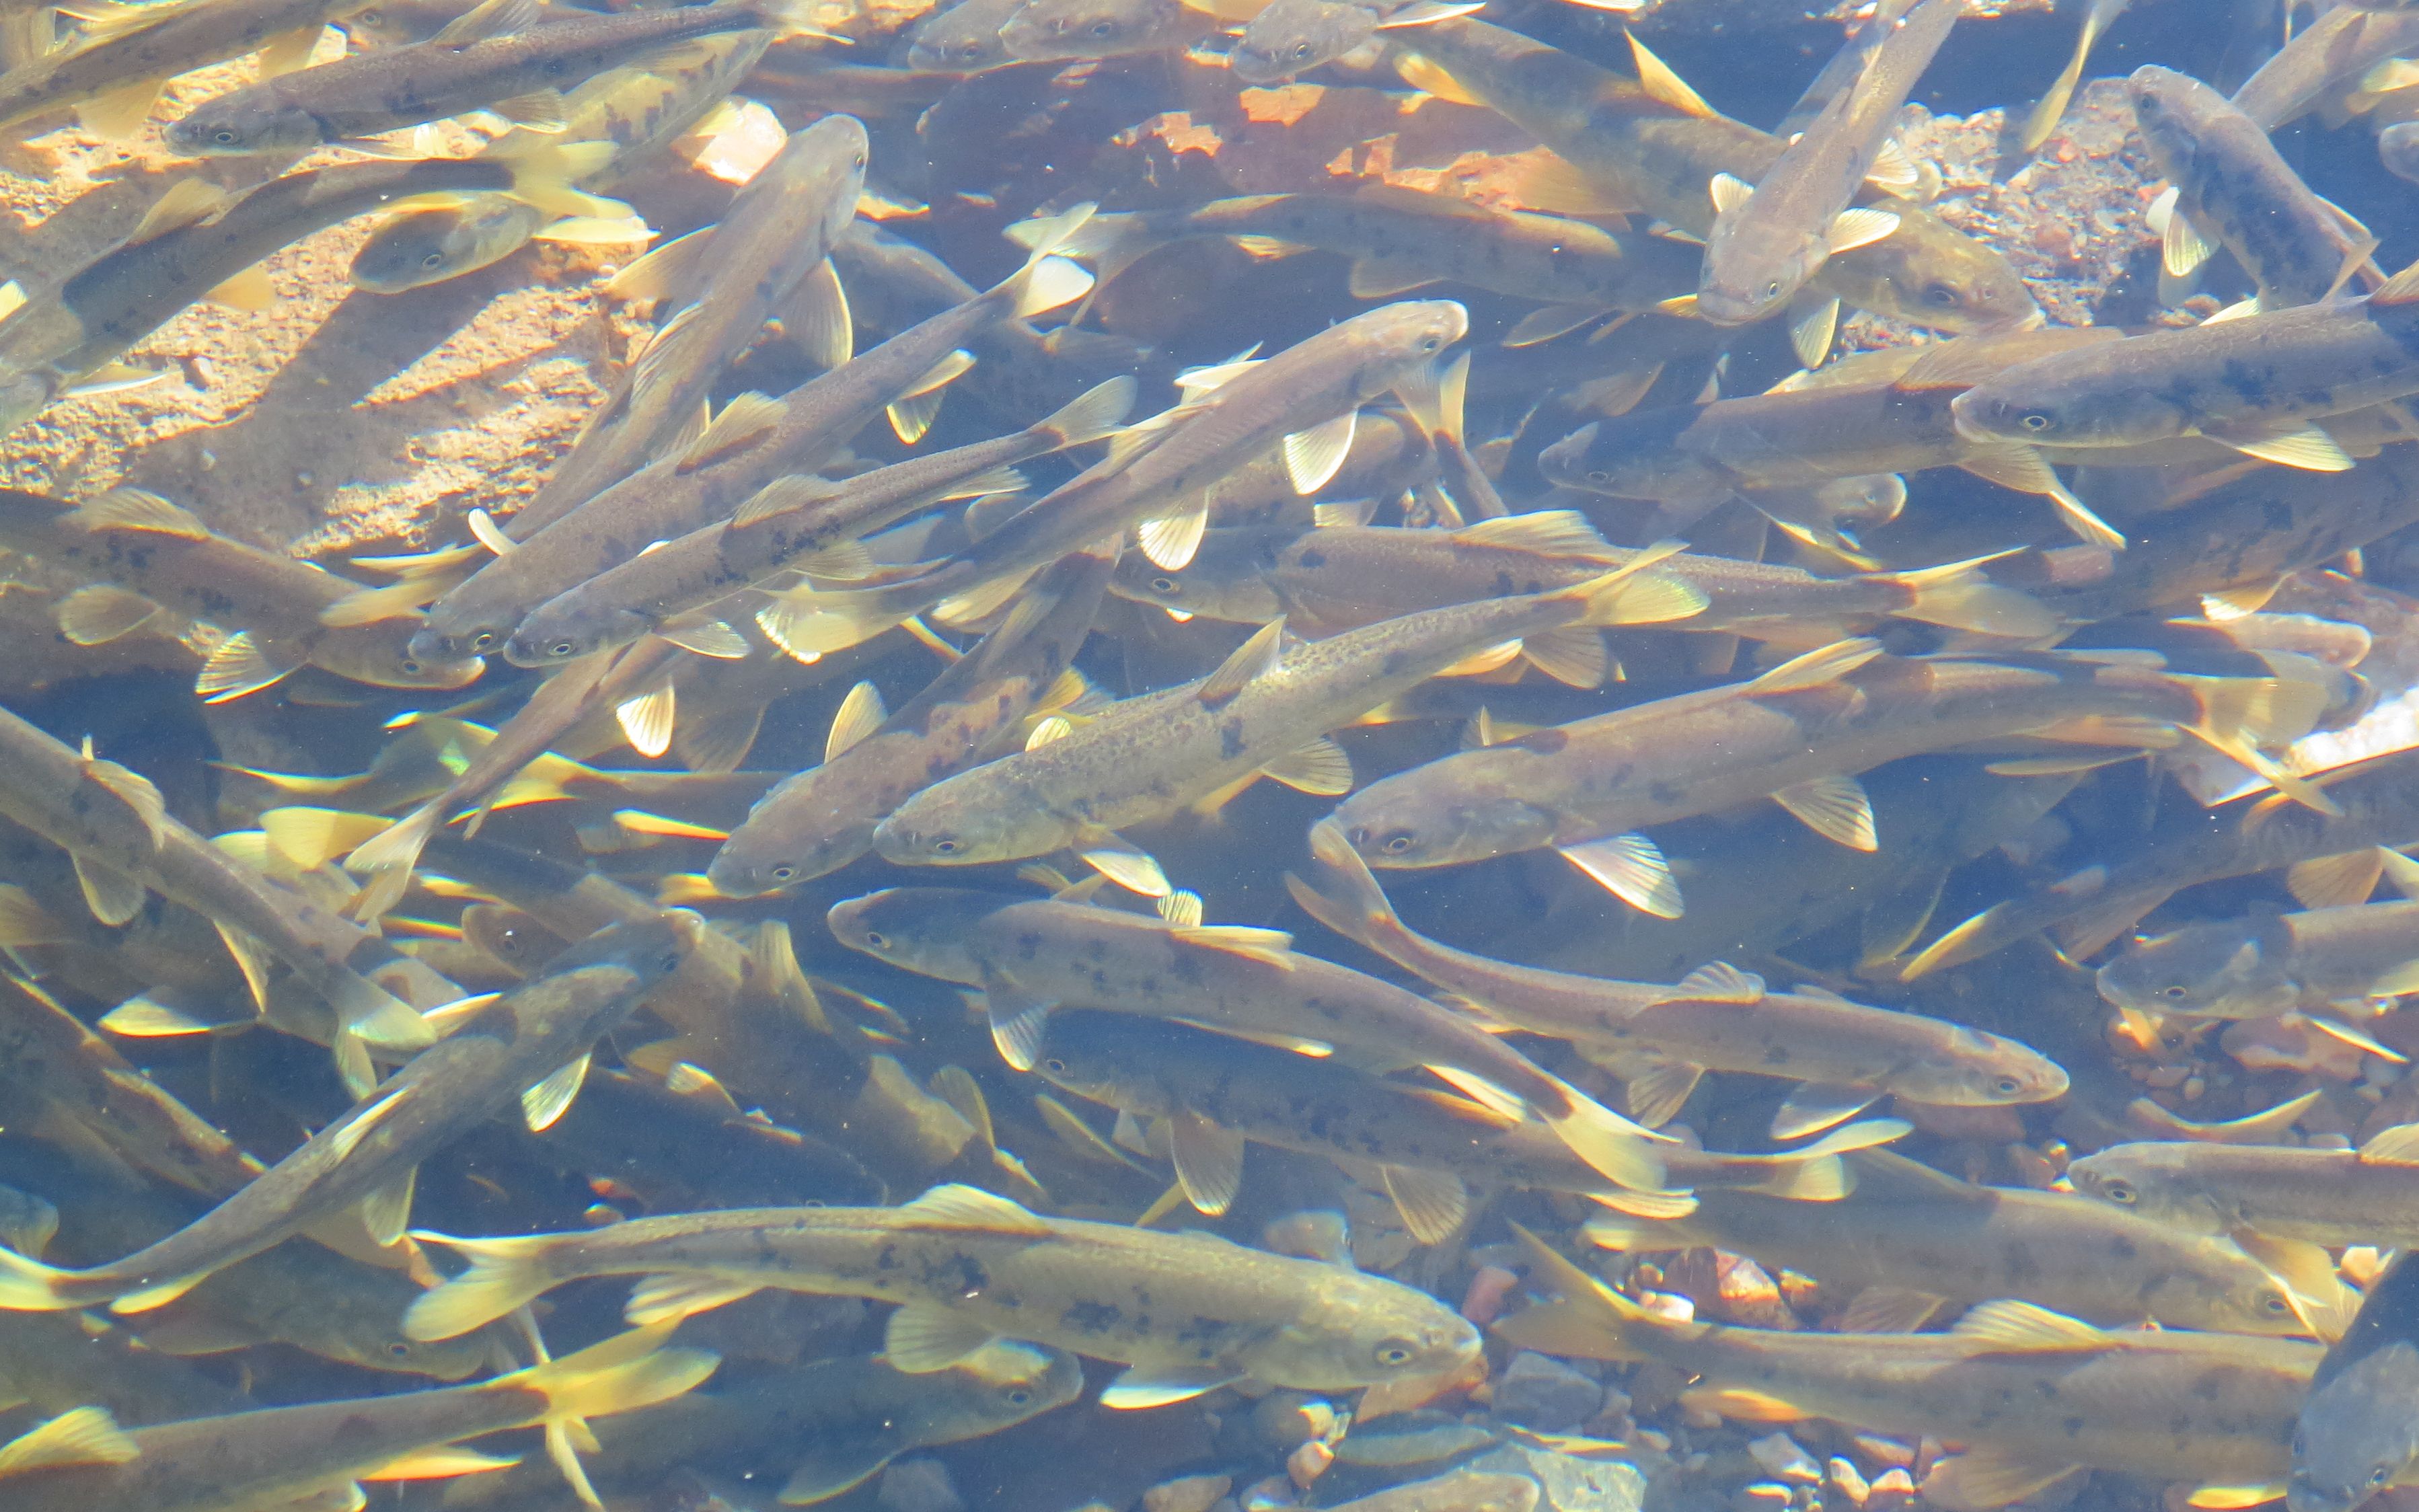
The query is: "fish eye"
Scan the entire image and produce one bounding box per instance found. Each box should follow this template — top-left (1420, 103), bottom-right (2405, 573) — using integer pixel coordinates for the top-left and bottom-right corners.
top-left (387, 1340), bottom-right (411, 1357)
top-left (1764, 279), bottom-right (1782, 298)
top-left (863, 930), bottom-right (891, 950)
top-left (2375, 1469), bottom-right (2394, 1487)
top-left (213, 128), bottom-right (238, 145)
top-left (1585, 469), bottom-right (1611, 484)
top-left (2018, 411), bottom-right (2056, 432)
top-left (931, 837), bottom-right (962, 855)
top-left (420, 251), bottom-right (445, 269)
top-left (1292, 41), bottom-right (1310, 59)
top-left (1382, 833), bottom-right (1415, 856)
top-left (2260, 1293), bottom-right (2293, 1316)
top-left (550, 640), bottom-right (576, 658)
top-left (1923, 282), bottom-right (1961, 308)
top-left (1089, 18), bottom-right (1115, 35)
top-left (1992, 1075), bottom-right (2023, 1096)
top-left (400, 659), bottom-right (423, 675)
top-left (2162, 984), bottom-right (2188, 999)
top-left (1007, 1388), bottom-right (1033, 1406)
top-left (2099, 1180), bottom-right (2134, 1204)
top-left (770, 865), bottom-right (797, 882)
top-left (853, 152), bottom-right (867, 169)
top-left (1421, 336), bottom-right (1442, 352)
top-left (657, 950), bottom-right (683, 972)
top-left (470, 632), bottom-right (496, 652)
top-left (1374, 1338), bottom-right (1415, 1365)
top-left (1043, 1056), bottom-right (1068, 1073)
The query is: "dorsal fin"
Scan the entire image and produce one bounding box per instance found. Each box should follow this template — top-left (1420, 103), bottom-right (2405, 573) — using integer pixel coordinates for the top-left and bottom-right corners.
top-left (0, 1406), bottom-right (139, 1476)
top-left (895, 1183), bottom-right (1051, 1234)
top-left (131, 177), bottom-right (233, 241)
top-left (677, 392), bottom-right (784, 472)
top-left (825, 680), bottom-right (887, 761)
top-left (67, 487), bottom-right (211, 538)
top-left (1196, 617), bottom-right (1284, 708)
top-left (1947, 1299), bottom-right (2112, 1351)
top-left (1745, 638), bottom-right (1885, 693)
top-left (1627, 30), bottom-right (1715, 116)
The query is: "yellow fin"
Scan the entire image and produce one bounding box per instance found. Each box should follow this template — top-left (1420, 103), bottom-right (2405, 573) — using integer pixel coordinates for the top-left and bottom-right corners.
top-left (1947, 1299), bottom-right (2110, 1351)
top-left (895, 1182), bottom-right (1052, 1234)
top-left (1169, 923), bottom-right (1296, 966)
top-left (1746, 637), bottom-right (1884, 694)
top-left (0, 1406), bottom-right (138, 1475)
top-left (1628, 30), bottom-right (1713, 116)
top-left (677, 391), bottom-right (784, 472)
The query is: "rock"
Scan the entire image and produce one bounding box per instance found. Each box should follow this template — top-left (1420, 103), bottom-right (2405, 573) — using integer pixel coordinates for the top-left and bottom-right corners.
top-left (1465, 1443), bottom-right (1648, 1512)
top-left (877, 1458), bottom-right (965, 1512)
top-left (1491, 1351), bottom-right (1605, 1433)
top-left (1146, 1474), bottom-right (1234, 1512)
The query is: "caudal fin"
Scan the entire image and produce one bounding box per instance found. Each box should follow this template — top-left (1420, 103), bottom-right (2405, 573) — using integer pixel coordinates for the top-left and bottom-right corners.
top-left (1283, 817), bottom-right (1403, 949)
top-left (1542, 1077), bottom-right (1676, 1196)
top-left (404, 1231), bottom-right (560, 1340)
top-left (1489, 1224), bottom-right (1697, 1363)
top-left (2182, 673), bottom-right (2338, 815)
top-left (1888, 557), bottom-right (2056, 639)
top-left (0, 1246), bottom-right (91, 1312)
top-left (344, 800), bottom-right (441, 921)
top-left (494, 1322), bottom-right (721, 1508)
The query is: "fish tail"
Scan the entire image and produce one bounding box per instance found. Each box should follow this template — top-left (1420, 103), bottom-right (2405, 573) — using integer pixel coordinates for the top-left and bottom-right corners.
top-left (1542, 1078), bottom-right (1674, 1195)
top-left (745, 0), bottom-right (851, 40)
top-left (1886, 556), bottom-right (2056, 639)
top-left (502, 1322), bottom-right (721, 1424)
top-left (995, 204), bottom-right (1099, 320)
top-left (1034, 375), bottom-right (1139, 450)
top-left (491, 137), bottom-right (636, 223)
top-left (2179, 673), bottom-right (2340, 816)
top-left (755, 580), bottom-right (918, 663)
top-left (1557, 540), bottom-right (1709, 630)
top-left (1744, 1153), bottom-right (1849, 1201)
top-left (0, 1245), bottom-right (94, 1312)
top-left (403, 1232), bottom-right (560, 1340)
top-left (1006, 208), bottom-right (1163, 295)
top-left (1283, 817), bottom-right (1403, 947)
top-left (1495, 1224), bottom-right (1696, 1362)
top-left (344, 800), bottom-right (441, 921)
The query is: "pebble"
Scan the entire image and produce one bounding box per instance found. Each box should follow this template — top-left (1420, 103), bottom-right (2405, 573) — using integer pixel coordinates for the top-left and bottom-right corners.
top-left (875, 1458), bottom-right (964, 1512)
top-left (1492, 1351), bottom-right (1606, 1432)
top-left (1145, 1476), bottom-right (1233, 1512)
top-left (1746, 1432), bottom-right (1822, 1484)
top-left (1464, 1442), bottom-right (1648, 1512)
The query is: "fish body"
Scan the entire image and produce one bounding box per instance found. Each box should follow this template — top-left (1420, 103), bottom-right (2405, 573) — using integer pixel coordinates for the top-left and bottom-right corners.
top-left (2097, 899), bottom-right (2419, 1020)
top-left (0, 1325), bottom-right (718, 1512)
top-left (163, 0), bottom-right (790, 153)
top-left (0, 487), bottom-right (482, 697)
top-left (870, 562), bottom-right (1697, 869)
top-left (826, 886), bottom-right (1672, 1192)
top-left (0, 1310), bottom-right (243, 1424)
top-left (2231, 4), bottom-right (2419, 128)
top-left (0, 147), bottom-right (607, 434)
top-left (492, 111), bottom-right (870, 550)
top-left (1062, 188), bottom-right (1703, 315)
top-left (1503, 1232), bottom-right (2319, 1507)
top-left (0, 0), bottom-right (369, 136)
top-left (1950, 272), bottom-right (2419, 458)
top-left (1586, 1149), bottom-right (2318, 1335)
top-left (503, 375), bottom-right (1131, 666)
top-left (2293, 1250), bottom-right (2419, 1512)
top-left (707, 547), bottom-right (1115, 893)
top-left (2130, 65), bottom-right (2372, 309)
top-left (2069, 1129), bottom-right (2419, 1247)
top-left (402, 1183), bottom-right (1483, 1406)
top-left (1695, 0), bottom-right (1962, 325)
top-left (413, 221), bottom-right (1094, 661)
top-left (0, 913), bottom-right (696, 1312)
top-left (1286, 819), bottom-right (2067, 1133)
top-left (1329, 644), bottom-right (2319, 915)
top-left (1387, 17), bottom-right (2037, 333)
top-left (442, 1343), bottom-right (1082, 1508)
top-left (753, 299), bottom-right (1469, 658)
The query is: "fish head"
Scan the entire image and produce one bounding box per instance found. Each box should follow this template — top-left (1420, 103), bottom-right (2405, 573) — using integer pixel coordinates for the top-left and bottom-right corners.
top-left (825, 887), bottom-right (1009, 981)
top-left (537, 909), bottom-right (704, 984)
top-left (782, 114), bottom-right (873, 244)
top-left (1536, 416), bottom-right (1725, 502)
top-left (310, 1314), bottom-right (496, 1379)
top-left (1931, 1026), bottom-right (2070, 1106)
top-left (1820, 215), bottom-right (2042, 336)
top-left (2158, 1248), bottom-right (2313, 1336)
top-left (1332, 786), bottom-right (1558, 870)
top-left (0, 369), bottom-right (55, 437)
top-left (906, 3), bottom-right (1020, 71)
top-left (165, 100), bottom-right (324, 156)
top-left (1109, 529), bottom-right (1288, 623)
top-left (350, 196), bottom-right (542, 294)
top-left (414, 578), bottom-right (518, 662)
top-left (2095, 920), bottom-right (2288, 1018)
top-left (935, 1341), bottom-right (1086, 1432)
top-left (2066, 1145), bottom-right (2232, 1234)
top-left (1257, 1272), bottom-right (1482, 1389)
top-left (1695, 229), bottom-right (1828, 328)
top-left (2292, 1343), bottom-right (2419, 1512)
top-left (1351, 299), bottom-right (1471, 393)
top-left (2126, 65), bottom-right (2222, 176)
top-left (706, 786), bottom-right (872, 897)
top-left (1230, 0), bottom-right (1375, 85)
top-left (1027, 1013), bottom-right (1167, 1110)
top-left (1949, 376), bottom-right (2180, 449)
top-left (309, 623), bottom-right (488, 692)
top-left (871, 782), bottom-right (1053, 869)
top-left (504, 603), bottom-right (646, 669)
top-left (996, 0), bottom-right (1189, 60)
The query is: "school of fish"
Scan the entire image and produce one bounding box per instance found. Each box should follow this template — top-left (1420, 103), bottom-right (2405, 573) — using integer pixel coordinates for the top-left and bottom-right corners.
top-left (8, 0), bottom-right (2419, 1507)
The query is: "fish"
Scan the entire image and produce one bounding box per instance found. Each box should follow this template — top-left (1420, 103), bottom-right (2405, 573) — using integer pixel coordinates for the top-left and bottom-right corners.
top-left (1499, 1227), bottom-right (2323, 1511)
top-left (2292, 1250), bottom-right (2419, 1512)
top-left (1109, 511), bottom-right (2044, 642)
top-left (1055, 188), bottom-right (1704, 334)
top-left (826, 886), bottom-right (1676, 1193)
top-left (1579, 1147), bottom-right (2332, 1336)
top-left (2230, 3), bottom-right (2419, 129)
top-left (0, 1324), bottom-right (719, 1512)
top-left (2130, 65), bottom-right (2378, 309)
top-left (1695, 0), bottom-right (1961, 326)
top-left (995, 0), bottom-right (1215, 62)
top-left (402, 1182), bottom-right (1484, 1408)
top-left (0, 703), bottom-right (449, 1082)
top-left (2021, 0), bottom-right (2130, 148)
top-left (1949, 261), bottom-right (2419, 471)
top-left (474, 111), bottom-right (870, 558)
top-left (1030, 1009), bottom-right (1908, 1238)
top-left (346, 32), bottom-right (771, 292)
top-left (0, 141), bottom-right (620, 435)
top-left (868, 556), bottom-right (1703, 884)
top-left (0, 487), bottom-right (483, 699)
top-left (707, 545), bottom-right (1116, 893)
top-left (1329, 642), bottom-right (2325, 917)
top-left (904, 0), bottom-right (1029, 71)
top-left (1229, 0), bottom-right (1378, 83)
top-left (2069, 1125), bottom-right (2419, 1249)
top-left (441, 1343), bottom-right (1083, 1508)
top-left (0, 0), bottom-right (374, 137)
top-left (751, 298), bottom-right (1473, 658)
top-left (1286, 819), bottom-right (2069, 1137)
top-left (1536, 326), bottom-right (2135, 548)
top-left (161, 0), bottom-right (815, 154)
top-left (1385, 17), bottom-right (2039, 334)
top-left (501, 375), bottom-right (1134, 667)
top-left (2096, 898), bottom-right (2419, 1022)
top-left (0, 912), bottom-right (696, 1313)
top-left (406, 208), bottom-right (1098, 663)
top-left (0, 1310), bottom-right (244, 1425)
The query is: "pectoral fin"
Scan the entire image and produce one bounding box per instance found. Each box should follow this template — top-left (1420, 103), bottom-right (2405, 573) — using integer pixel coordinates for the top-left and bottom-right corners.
top-left (1098, 1365), bottom-right (1238, 1409)
top-left (979, 968), bottom-right (1056, 1071)
top-left (1168, 1108), bottom-right (1246, 1215)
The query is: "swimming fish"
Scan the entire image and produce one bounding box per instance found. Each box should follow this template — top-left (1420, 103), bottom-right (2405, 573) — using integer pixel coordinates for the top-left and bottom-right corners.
top-left (2096, 898), bottom-right (2419, 1022)
top-left (0, 912), bottom-right (696, 1313)
top-left (2020, 0), bottom-right (2130, 149)
top-left (2070, 1125), bottom-right (2419, 1250)
top-left (2292, 1250), bottom-right (2419, 1512)
top-left (995, 0), bottom-right (1215, 62)
top-left (402, 1183), bottom-right (1483, 1408)
top-left (827, 886), bottom-right (1675, 1193)
top-left (0, 0), bottom-right (373, 138)
top-left (1286, 818), bottom-right (2069, 1136)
